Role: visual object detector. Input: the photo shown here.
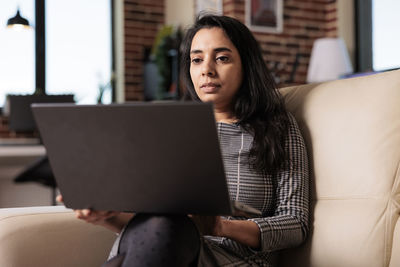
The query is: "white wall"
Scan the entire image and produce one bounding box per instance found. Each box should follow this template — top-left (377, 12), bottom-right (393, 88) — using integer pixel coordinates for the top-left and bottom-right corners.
top-left (114, 0), bottom-right (125, 103)
top-left (165, 0), bottom-right (195, 29)
top-left (337, 0), bottom-right (355, 67)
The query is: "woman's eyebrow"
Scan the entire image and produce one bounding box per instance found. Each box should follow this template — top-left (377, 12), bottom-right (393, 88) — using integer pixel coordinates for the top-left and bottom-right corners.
top-left (190, 47), bottom-right (233, 54)
top-left (214, 47), bottom-right (232, 53)
top-left (190, 49), bottom-right (202, 54)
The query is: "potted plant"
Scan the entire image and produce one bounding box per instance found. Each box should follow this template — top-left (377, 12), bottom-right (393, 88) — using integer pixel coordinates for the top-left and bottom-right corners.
top-left (147, 25), bottom-right (183, 100)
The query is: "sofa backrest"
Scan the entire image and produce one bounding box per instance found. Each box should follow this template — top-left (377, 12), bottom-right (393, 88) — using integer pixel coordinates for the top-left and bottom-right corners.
top-left (279, 70), bottom-right (400, 267)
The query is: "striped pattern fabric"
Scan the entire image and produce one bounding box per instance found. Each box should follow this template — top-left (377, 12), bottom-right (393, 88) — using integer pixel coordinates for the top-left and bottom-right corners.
top-left (200, 114), bottom-right (310, 266)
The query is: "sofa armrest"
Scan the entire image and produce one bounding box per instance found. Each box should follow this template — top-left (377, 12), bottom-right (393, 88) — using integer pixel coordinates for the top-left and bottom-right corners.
top-left (0, 206), bottom-right (117, 267)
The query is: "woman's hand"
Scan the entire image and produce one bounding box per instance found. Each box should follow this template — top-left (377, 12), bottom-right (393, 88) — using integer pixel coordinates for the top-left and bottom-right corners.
top-left (56, 195), bottom-right (133, 233)
top-left (73, 209), bottom-right (120, 225)
top-left (189, 214), bottom-right (261, 249)
top-left (189, 215), bottom-right (223, 236)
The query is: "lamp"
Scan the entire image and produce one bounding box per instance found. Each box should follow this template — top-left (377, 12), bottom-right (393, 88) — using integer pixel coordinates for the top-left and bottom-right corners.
top-left (307, 38), bottom-right (353, 83)
top-left (6, 8), bottom-right (31, 30)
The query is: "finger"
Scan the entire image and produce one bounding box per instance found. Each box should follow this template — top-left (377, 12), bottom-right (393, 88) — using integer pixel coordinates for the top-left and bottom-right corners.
top-left (74, 209), bottom-right (118, 224)
top-left (82, 209), bottom-right (92, 217)
top-left (74, 209), bottom-right (84, 219)
top-left (75, 209), bottom-right (91, 220)
top-left (56, 195), bottom-right (63, 203)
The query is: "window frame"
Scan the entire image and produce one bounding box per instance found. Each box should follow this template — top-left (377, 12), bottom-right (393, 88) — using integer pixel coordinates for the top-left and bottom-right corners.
top-left (354, 0), bottom-right (373, 72)
top-left (35, 0), bottom-right (115, 101)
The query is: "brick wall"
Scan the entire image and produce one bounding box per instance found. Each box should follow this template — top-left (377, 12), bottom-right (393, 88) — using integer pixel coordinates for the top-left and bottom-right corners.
top-left (123, 0), bottom-right (337, 100)
top-left (0, 116), bottom-right (10, 138)
top-left (124, 0), bottom-right (165, 101)
top-left (0, 116), bottom-right (37, 138)
top-left (223, 0), bottom-right (338, 87)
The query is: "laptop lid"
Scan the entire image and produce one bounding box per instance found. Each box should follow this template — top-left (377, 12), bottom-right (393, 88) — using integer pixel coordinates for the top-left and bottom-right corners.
top-left (32, 102), bottom-right (233, 215)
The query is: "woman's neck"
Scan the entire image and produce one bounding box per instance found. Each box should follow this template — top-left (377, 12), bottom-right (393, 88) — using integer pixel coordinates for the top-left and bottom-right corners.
top-left (214, 109), bottom-right (237, 124)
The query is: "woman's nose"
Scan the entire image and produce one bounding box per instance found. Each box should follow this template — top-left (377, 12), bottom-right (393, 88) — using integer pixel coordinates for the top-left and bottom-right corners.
top-left (201, 59), bottom-right (216, 77)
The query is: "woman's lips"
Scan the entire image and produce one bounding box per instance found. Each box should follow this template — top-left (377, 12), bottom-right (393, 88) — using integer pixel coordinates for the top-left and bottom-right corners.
top-left (200, 83), bottom-right (220, 93)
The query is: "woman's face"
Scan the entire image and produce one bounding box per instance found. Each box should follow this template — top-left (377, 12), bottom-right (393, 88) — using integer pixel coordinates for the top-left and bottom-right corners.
top-left (189, 27), bottom-right (243, 111)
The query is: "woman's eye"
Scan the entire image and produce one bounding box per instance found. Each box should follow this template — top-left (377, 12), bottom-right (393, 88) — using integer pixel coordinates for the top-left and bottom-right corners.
top-left (191, 58), bottom-right (202, 64)
top-left (216, 56), bottom-right (229, 63)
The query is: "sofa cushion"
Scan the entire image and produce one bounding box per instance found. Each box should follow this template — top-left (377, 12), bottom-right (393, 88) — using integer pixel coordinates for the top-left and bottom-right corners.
top-left (0, 206), bottom-right (116, 267)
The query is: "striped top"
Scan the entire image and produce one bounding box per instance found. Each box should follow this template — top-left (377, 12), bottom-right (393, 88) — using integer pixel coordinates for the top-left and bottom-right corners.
top-left (205, 114), bottom-right (310, 264)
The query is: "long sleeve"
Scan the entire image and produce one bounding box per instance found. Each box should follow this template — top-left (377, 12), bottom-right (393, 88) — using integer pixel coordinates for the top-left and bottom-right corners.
top-left (207, 115), bottom-right (309, 260)
top-left (249, 114), bottom-right (310, 252)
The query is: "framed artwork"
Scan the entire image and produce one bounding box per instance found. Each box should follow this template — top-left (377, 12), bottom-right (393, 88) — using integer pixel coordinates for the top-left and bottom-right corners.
top-left (245, 0), bottom-right (283, 33)
top-left (196, 0), bottom-right (223, 15)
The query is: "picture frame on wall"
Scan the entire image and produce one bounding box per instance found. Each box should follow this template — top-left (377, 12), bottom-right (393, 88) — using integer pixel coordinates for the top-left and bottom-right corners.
top-left (245, 0), bottom-right (283, 33)
top-left (196, 0), bottom-right (223, 15)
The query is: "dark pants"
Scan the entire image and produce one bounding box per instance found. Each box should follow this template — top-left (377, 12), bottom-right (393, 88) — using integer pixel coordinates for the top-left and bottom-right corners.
top-left (103, 214), bottom-right (200, 267)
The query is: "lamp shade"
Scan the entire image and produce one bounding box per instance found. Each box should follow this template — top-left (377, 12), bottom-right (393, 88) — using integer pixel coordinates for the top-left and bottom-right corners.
top-left (6, 9), bottom-right (31, 29)
top-left (307, 38), bottom-right (353, 83)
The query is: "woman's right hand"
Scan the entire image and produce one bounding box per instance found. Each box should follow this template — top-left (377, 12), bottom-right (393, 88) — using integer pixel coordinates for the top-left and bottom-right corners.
top-left (56, 195), bottom-right (132, 233)
top-left (73, 209), bottom-right (120, 226)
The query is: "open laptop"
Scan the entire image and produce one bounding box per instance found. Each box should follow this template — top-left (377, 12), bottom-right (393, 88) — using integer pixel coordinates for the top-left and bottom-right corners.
top-left (32, 102), bottom-right (261, 216)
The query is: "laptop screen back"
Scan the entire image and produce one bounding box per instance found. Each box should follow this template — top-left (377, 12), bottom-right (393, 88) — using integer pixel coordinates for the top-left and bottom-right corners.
top-left (32, 102), bottom-right (232, 215)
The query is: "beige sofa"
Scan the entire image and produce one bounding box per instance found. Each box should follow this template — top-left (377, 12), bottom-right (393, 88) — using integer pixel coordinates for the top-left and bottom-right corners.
top-left (0, 69), bottom-right (399, 267)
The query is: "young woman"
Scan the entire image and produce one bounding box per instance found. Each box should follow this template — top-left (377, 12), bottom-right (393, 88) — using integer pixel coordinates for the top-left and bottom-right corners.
top-left (62, 14), bottom-right (310, 267)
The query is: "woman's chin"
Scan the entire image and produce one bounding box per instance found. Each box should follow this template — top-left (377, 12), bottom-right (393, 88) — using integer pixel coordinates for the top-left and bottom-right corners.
top-left (198, 94), bottom-right (217, 103)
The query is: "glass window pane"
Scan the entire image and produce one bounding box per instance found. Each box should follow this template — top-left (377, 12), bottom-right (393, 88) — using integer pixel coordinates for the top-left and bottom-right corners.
top-left (46, 0), bottom-right (112, 104)
top-left (0, 0), bottom-right (35, 106)
top-left (372, 0), bottom-right (400, 71)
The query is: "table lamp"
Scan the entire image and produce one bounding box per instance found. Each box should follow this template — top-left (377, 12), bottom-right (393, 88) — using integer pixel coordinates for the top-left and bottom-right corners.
top-left (307, 37), bottom-right (353, 83)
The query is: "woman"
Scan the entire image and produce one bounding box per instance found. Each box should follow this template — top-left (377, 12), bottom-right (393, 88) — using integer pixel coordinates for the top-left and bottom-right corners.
top-left (62, 14), bottom-right (309, 266)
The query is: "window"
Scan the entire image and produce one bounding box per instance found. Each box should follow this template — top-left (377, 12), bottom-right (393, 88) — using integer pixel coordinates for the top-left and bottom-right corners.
top-left (0, 0), bottom-right (113, 107)
top-left (372, 0), bottom-right (400, 71)
top-left (46, 0), bottom-right (113, 104)
top-left (355, 0), bottom-right (400, 72)
top-left (0, 0), bottom-right (35, 106)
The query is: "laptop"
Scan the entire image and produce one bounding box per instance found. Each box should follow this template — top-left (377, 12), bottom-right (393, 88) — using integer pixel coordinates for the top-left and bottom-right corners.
top-left (32, 102), bottom-right (261, 216)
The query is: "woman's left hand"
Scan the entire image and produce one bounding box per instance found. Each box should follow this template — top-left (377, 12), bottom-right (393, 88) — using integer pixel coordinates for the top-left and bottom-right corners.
top-left (190, 215), bottom-right (261, 248)
top-left (189, 215), bottom-right (224, 236)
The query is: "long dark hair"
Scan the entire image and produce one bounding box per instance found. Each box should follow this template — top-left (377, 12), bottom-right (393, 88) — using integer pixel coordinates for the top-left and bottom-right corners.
top-left (180, 14), bottom-right (290, 175)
